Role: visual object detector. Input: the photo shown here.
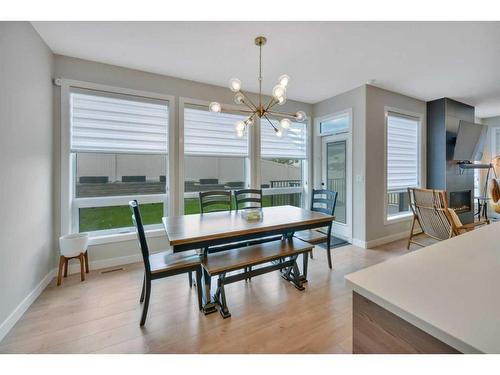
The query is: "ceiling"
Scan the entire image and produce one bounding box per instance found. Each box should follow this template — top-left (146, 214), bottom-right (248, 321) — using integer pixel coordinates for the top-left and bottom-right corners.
top-left (32, 21), bottom-right (500, 118)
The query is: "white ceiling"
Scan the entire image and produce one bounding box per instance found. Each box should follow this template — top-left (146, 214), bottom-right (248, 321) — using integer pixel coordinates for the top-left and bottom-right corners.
top-left (32, 21), bottom-right (500, 118)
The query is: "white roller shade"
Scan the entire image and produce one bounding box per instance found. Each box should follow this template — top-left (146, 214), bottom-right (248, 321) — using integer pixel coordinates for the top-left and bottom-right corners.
top-left (387, 112), bottom-right (420, 191)
top-left (495, 128), bottom-right (500, 156)
top-left (261, 119), bottom-right (307, 159)
top-left (184, 107), bottom-right (248, 156)
top-left (70, 91), bottom-right (169, 154)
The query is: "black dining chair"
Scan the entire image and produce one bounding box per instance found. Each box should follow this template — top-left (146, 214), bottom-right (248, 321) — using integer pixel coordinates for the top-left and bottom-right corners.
top-left (234, 189), bottom-right (263, 210)
top-left (234, 189), bottom-right (263, 280)
top-left (199, 190), bottom-right (232, 213)
top-left (294, 189), bottom-right (338, 269)
top-left (129, 200), bottom-right (202, 326)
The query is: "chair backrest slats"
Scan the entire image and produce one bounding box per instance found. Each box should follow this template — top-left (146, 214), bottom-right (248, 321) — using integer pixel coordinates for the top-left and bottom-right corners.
top-left (129, 200), bottom-right (151, 273)
top-left (199, 190), bottom-right (232, 213)
top-left (408, 188), bottom-right (459, 240)
top-left (234, 189), bottom-right (263, 210)
top-left (311, 189), bottom-right (338, 217)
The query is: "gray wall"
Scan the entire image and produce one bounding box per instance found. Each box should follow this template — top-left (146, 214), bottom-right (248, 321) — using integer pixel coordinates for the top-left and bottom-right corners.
top-left (0, 23), bottom-right (55, 327)
top-left (364, 85), bottom-right (426, 242)
top-left (312, 85), bottom-right (366, 243)
top-left (53, 55), bottom-right (313, 262)
top-left (312, 84), bottom-right (427, 246)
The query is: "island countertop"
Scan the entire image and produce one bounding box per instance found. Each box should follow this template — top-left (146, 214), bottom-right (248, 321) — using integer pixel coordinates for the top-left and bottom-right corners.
top-left (345, 221), bottom-right (500, 354)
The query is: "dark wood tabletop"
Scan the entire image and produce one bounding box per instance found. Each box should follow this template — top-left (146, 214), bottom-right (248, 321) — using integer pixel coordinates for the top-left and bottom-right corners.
top-left (162, 205), bottom-right (334, 247)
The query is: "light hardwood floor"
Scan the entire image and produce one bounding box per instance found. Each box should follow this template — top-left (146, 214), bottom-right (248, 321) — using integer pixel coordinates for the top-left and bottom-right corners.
top-left (0, 235), bottom-right (433, 354)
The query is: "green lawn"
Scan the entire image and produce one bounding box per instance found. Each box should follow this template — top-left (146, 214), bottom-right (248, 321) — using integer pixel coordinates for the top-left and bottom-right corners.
top-left (79, 194), bottom-right (300, 232)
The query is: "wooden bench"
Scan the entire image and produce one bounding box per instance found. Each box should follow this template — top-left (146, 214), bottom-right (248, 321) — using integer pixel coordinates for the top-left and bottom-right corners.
top-left (201, 237), bottom-right (314, 318)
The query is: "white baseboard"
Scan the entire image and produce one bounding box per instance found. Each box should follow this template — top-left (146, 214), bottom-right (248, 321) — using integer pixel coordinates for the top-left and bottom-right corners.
top-left (67, 253), bottom-right (142, 275)
top-left (366, 231), bottom-right (409, 248)
top-left (352, 231), bottom-right (409, 249)
top-left (351, 238), bottom-right (367, 248)
top-left (0, 253), bottom-right (143, 343)
top-left (0, 268), bottom-right (56, 343)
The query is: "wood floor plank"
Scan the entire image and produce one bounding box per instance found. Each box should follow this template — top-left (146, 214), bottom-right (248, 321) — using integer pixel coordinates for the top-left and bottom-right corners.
top-left (0, 237), bottom-right (421, 353)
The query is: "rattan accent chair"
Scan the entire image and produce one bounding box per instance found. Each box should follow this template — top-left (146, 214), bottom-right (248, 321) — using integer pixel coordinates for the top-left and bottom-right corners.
top-left (407, 188), bottom-right (488, 249)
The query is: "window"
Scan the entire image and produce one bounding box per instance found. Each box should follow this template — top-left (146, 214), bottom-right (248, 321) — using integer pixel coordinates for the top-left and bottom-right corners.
top-left (70, 89), bottom-right (169, 234)
top-left (319, 111), bottom-right (350, 135)
top-left (183, 106), bottom-right (248, 214)
top-left (386, 111), bottom-right (421, 220)
top-left (261, 119), bottom-right (307, 208)
top-left (491, 127), bottom-right (500, 157)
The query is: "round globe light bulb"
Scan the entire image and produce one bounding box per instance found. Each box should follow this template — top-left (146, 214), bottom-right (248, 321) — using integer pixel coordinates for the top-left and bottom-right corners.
top-left (295, 110), bottom-right (307, 122)
top-left (236, 129), bottom-right (245, 138)
top-left (272, 84), bottom-right (286, 100)
top-left (234, 92), bottom-right (244, 104)
top-left (235, 120), bottom-right (245, 132)
top-left (229, 78), bottom-right (242, 92)
top-left (278, 95), bottom-right (287, 105)
top-left (209, 102), bottom-right (221, 113)
top-left (280, 118), bottom-right (291, 129)
top-left (278, 74), bottom-right (290, 87)
top-left (275, 128), bottom-right (283, 137)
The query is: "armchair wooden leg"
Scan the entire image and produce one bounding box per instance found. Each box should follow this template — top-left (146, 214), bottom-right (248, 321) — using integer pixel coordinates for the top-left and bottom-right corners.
top-left (64, 259), bottom-right (69, 277)
top-left (407, 216), bottom-right (416, 250)
top-left (84, 251), bottom-right (89, 273)
top-left (79, 253), bottom-right (85, 282)
top-left (57, 256), bottom-right (65, 286)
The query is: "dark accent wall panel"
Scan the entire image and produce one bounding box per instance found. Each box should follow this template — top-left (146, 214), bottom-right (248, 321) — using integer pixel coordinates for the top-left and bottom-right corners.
top-left (426, 98), bottom-right (475, 224)
top-left (427, 99), bottom-right (446, 189)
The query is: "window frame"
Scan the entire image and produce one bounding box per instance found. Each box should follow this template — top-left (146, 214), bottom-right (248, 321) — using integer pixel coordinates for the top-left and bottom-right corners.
top-left (179, 97), bottom-right (252, 214)
top-left (316, 109), bottom-right (352, 136)
top-left (383, 106), bottom-right (425, 224)
top-left (60, 79), bottom-right (175, 244)
top-left (490, 126), bottom-right (500, 158)
top-left (260, 116), bottom-right (308, 208)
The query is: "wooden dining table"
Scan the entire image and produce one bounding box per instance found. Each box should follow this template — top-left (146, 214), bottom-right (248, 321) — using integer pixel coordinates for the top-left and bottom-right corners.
top-left (162, 205), bottom-right (335, 314)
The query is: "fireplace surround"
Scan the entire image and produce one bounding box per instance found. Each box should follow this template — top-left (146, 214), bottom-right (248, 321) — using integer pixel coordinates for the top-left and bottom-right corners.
top-left (427, 98), bottom-right (475, 224)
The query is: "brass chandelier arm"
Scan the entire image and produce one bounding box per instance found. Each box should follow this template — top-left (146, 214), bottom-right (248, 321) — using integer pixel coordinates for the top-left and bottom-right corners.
top-left (221, 107), bottom-right (256, 116)
top-left (238, 90), bottom-right (259, 112)
top-left (267, 110), bottom-right (298, 119)
top-left (262, 113), bottom-right (278, 132)
top-left (264, 97), bottom-right (277, 112)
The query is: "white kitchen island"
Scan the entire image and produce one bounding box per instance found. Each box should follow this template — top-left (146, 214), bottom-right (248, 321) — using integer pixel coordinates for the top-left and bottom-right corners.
top-left (345, 222), bottom-right (500, 354)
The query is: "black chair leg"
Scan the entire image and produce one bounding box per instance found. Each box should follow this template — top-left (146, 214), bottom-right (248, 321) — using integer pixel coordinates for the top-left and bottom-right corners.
top-left (188, 271), bottom-right (193, 288)
top-left (326, 229), bottom-right (333, 269)
top-left (140, 278), bottom-right (151, 326)
top-left (195, 268), bottom-right (203, 311)
top-left (309, 249), bottom-right (313, 259)
top-left (140, 273), bottom-right (145, 303)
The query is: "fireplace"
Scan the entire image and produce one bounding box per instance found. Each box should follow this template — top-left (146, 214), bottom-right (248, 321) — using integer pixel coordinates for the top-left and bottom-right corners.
top-left (427, 98), bottom-right (475, 224)
top-left (449, 190), bottom-right (472, 213)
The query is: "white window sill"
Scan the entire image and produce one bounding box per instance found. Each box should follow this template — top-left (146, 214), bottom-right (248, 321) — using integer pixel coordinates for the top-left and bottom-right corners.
top-left (385, 212), bottom-right (413, 225)
top-left (88, 228), bottom-right (166, 246)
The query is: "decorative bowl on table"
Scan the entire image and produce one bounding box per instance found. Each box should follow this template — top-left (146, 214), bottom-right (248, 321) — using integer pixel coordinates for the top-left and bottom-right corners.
top-left (240, 208), bottom-right (264, 221)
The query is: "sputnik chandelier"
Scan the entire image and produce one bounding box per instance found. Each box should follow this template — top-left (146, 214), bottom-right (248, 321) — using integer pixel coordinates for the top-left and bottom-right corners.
top-left (208, 36), bottom-right (307, 138)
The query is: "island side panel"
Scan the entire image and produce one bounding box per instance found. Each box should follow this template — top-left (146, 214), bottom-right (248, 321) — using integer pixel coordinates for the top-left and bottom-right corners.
top-left (352, 292), bottom-right (461, 354)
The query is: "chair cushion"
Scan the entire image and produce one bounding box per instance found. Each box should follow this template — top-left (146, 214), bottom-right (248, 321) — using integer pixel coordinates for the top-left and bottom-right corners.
top-left (294, 229), bottom-right (328, 244)
top-left (149, 250), bottom-right (201, 274)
